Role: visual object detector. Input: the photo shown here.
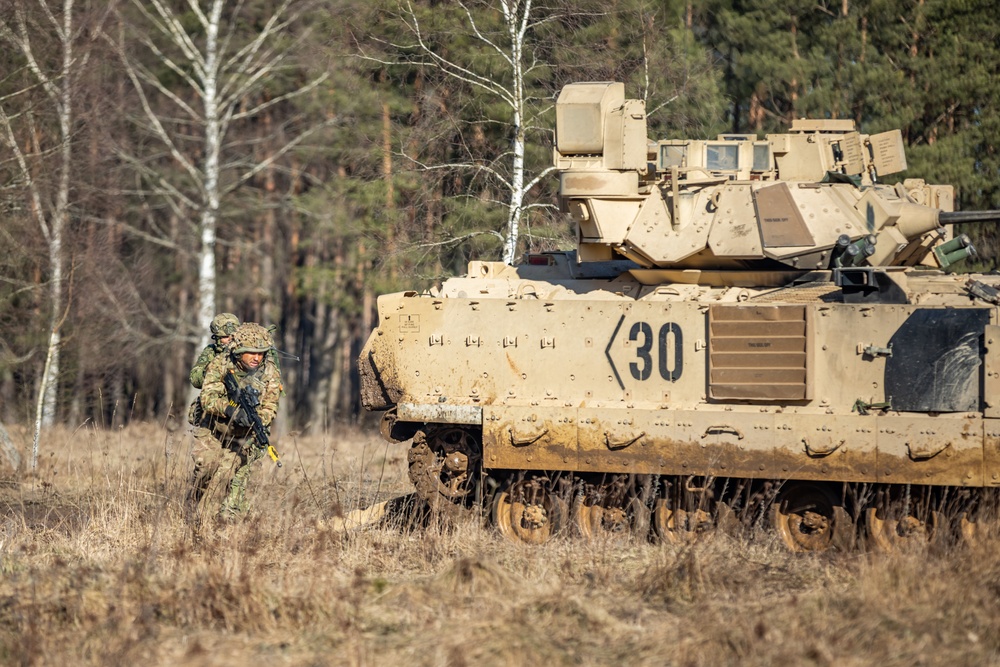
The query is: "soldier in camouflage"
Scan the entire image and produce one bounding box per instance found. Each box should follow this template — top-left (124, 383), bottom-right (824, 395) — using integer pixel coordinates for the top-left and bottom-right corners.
top-left (190, 312), bottom-right (241, 389)
top-left (188, 322), bottom-right (283, 520)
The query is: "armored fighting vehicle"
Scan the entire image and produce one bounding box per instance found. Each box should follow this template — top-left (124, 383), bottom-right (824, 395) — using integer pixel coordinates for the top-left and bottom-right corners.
top-left (360, 81), bottom-right (1000, 550)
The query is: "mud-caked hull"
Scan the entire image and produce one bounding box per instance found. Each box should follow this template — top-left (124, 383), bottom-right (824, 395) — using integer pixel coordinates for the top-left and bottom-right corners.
top-left (360, 255), bottom-right (1000, 548)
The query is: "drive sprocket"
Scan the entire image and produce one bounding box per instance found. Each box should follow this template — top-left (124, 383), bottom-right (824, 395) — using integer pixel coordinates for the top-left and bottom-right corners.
top-left (407, 428), bottom-right (481, 516)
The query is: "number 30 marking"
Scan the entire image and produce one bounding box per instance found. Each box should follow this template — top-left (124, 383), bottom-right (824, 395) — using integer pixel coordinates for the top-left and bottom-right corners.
top-left (628, 321), bottom-right (683, 382)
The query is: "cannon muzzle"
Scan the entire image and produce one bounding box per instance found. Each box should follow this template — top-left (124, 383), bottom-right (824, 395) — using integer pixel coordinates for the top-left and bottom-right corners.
top-left (938, 210), bottom-right (1000, 225)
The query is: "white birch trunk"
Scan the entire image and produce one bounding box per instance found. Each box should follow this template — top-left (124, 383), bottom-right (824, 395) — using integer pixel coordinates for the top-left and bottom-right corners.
top-left (396, 0), bottom-right (550, 267)
top-left (195, 0), bottom-right (225, 354)
top-left (4, 0), bottom-right (80, 468)
top-left (504, 111), bottom-right (525, 265)
top-left (501, 0), bottom-right (529, 265)
top-left (39, 0), bottom-right (75, 428)
top-left (116, 0), bottom-right (327, 358)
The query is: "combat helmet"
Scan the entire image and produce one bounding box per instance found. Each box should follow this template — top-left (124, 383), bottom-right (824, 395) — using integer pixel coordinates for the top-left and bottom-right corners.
top-left (210, 312), bottom-right (241, 338)
top-left (230, 322), bottom-right (274, 353)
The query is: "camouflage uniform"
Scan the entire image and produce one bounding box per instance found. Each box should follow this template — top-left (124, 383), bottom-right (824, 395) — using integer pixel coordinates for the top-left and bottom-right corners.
top-left (188, 322), bottom-right (282, 520)
top-left (189, 312), bottom-right (241, 389)
top-left (189, 341), bottom-right (228, 389)
top-left (187, 313), bottom-right (241, 426)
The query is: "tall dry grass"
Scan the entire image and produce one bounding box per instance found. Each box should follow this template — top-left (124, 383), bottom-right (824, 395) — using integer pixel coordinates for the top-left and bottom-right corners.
top-left (0, 422), bottom-right (997, 666)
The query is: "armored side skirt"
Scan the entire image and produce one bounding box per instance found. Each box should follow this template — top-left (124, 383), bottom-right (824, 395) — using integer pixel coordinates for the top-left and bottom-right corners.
top-left (480, 405), bottom-right (996, 488)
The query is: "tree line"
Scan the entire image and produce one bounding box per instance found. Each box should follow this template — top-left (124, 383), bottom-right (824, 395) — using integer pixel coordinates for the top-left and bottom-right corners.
top-left (0, 0), bottom-right (997, 438)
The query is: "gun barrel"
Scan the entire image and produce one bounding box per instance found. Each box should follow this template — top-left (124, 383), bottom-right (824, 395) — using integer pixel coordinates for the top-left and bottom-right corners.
top-left (222, 369), bottom-right (281, 466)
top-left (938, 210), bottom-right (1000, 225)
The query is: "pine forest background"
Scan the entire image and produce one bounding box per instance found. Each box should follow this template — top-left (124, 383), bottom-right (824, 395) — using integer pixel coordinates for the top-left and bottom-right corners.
top-left (1, 0), bottom-right (998, 436)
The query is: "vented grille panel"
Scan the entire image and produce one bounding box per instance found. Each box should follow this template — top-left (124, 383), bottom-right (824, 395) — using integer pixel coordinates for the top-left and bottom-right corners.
top-left (709, 305), bottom-right (810, 400)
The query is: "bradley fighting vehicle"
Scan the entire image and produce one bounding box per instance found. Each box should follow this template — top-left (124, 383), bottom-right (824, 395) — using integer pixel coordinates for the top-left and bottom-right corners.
top-left (360, 81), bottom-right (1000, 551)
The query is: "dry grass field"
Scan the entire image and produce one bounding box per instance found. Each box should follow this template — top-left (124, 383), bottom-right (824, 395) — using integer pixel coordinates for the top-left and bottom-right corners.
top-left (0, 422), bottom-right (998, 666)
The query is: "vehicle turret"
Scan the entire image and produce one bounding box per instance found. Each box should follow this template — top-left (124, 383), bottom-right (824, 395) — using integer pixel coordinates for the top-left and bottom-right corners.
top-left (358, 80), bottom-right (1000, 553)
top-left (555, 82), bottom-right (1000, 280)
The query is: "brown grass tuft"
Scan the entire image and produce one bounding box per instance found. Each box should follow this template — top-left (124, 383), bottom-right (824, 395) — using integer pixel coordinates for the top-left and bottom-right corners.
top-left (433, 555), bottom-right (519, 596)
top-left (0, 422), bottom-right (997, 665)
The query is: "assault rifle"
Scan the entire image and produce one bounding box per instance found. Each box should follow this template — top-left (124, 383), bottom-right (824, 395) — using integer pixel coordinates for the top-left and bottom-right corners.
top-left (222, 369), bottom-right (282, 467)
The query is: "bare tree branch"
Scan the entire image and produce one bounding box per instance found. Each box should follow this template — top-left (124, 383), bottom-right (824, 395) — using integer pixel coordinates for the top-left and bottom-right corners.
top-left (112, 29), bottom-right (203, 188)
top-left (222, 119), bottom-right (337, 197)
top-left (366, 0), bottom-right (564, 264)
top-left (227, 72), bottom-right (329, 123)
top-left (109, 0), bottom-right (329, 356)
top-left (0, 104), bottom-right (51, 243)
top-left (413, 230), bottom-right (503, 249)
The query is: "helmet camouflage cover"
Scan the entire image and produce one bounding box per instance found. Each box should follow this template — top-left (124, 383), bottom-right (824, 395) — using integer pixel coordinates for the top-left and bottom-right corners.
top-left (210, 312), bottom-right (241, 338)
top-left (231, 322), bottom-right (274, 354)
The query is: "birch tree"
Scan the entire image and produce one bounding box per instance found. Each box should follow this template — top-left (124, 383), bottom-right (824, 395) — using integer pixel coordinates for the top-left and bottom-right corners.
top-left (367, 0), bottom-right (561, 265)
top-left (0, 0), bottom-right (104, 467)
top-left (110, 0), bottom-right (329, 356)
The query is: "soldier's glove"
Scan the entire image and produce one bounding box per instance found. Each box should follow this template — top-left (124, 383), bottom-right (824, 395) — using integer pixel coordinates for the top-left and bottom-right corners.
top-left (224, 404), bottom-right (253, 428)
